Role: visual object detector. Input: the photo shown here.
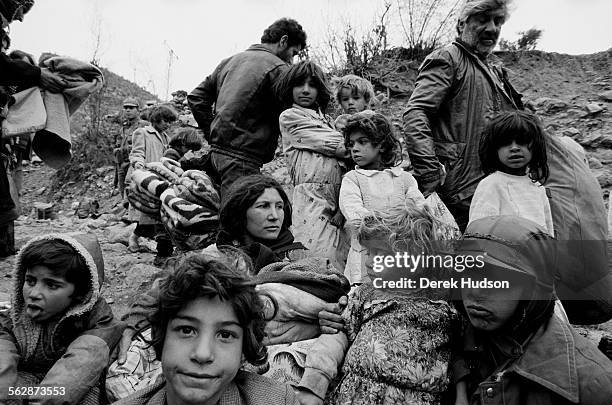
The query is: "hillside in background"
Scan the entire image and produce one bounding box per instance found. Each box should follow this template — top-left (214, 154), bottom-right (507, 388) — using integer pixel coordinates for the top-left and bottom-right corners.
top-left (360, 47), bottom-right (612, 200)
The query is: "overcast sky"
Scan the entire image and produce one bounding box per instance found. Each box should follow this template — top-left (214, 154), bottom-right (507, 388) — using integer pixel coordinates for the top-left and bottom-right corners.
top-left (9, 0), bottom-right (612, 99)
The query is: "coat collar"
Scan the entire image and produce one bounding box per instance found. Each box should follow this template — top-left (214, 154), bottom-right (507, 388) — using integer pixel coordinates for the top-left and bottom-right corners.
top-left (453, 40), bottom-right (516, 107)
top-left (506, 313), bottom-right (579, 403)
top-left (354, 165), bottom-right (404, 177)
top-left (291, 104), bottom-right (325, 119)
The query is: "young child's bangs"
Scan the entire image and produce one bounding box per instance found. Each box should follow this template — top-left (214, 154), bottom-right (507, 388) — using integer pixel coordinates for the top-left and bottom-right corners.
top-left (490, 114), bottom-right (539, 148)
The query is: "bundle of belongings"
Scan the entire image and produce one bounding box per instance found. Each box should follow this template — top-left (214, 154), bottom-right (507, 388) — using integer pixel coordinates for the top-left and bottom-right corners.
top-left (128, 157), bottom-right (219, 250)
top-left (252, 257), bottom-right (350, 385)
top-left (2, 54), bottom-right (104, 169)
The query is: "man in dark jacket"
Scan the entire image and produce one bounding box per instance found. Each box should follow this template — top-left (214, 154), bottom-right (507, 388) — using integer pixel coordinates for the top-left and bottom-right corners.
top-left (403, 0), bottom-right (522, 231)
top-left (188, 18), bottom-right (306, 197)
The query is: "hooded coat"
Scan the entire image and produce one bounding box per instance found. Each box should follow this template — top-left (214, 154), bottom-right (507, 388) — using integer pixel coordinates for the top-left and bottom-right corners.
top-left (0, 233), bottom-right (125, 404)
top-left (453, 216), bottom-right (612, 405)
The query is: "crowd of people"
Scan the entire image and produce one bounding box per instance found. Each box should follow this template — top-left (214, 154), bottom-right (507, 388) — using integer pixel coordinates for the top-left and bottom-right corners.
top-left (1, 0), bottom-right (612, 404)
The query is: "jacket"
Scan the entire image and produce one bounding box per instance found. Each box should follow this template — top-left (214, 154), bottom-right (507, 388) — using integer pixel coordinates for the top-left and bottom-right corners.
top-left (0, 233), bottom-right (125, 404)
top-left (113, 370), bottom-right (298, 405)
top-left (403, 41), bottom-right (522, 210)
top-left (188, 44), bottom-right (288, 165)
top-left (454, 216), bottom-right (612, 405)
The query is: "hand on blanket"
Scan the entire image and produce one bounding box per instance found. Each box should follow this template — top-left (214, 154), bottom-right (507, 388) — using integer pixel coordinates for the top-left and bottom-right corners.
top-left (318, 295), bottom-right (347, 334)
top-left (39, 69), bottom-right (67, 93)
top-left (117, 327), bottom-right (137, 365)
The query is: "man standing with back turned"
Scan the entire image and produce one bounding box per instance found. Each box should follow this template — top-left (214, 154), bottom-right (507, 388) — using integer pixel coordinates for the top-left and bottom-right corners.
top-left (188, 18), bottom-right (307, 197)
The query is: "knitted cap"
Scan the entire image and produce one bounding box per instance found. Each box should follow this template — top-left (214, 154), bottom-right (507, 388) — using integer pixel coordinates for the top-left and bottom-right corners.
top-left (256, 257), bottom-right (350, 302)
top-left (123, 97), bottom-right (139, 108)
top-left (171, 90), bottom-right (187, 97)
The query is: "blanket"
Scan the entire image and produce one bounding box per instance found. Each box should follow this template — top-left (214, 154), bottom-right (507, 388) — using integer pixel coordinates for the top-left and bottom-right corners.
top-left (32, 55), bottom-right (104, 169)
top-left (130, 169), bottom-right (169, 198)
top-left (145, 161), bottom-right (180, 184)
top-left (160, 188), bottom-right (218, 230)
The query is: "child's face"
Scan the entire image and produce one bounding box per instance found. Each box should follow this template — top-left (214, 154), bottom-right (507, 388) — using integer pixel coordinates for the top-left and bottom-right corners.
top-left (23, 265), bottom-right (76, 322)
top-left (460, 267), bottom-right (528, 331)
top-left (292, 77), bottom-right (318, 109)
top-left (339, 87), bottom-right (368, 114)
top-left (162, 296), bottom-right (244, 405)
top-left (347, 132), bottom-right (382, 170)
top-left (497, 140), bottom-right (532, 175)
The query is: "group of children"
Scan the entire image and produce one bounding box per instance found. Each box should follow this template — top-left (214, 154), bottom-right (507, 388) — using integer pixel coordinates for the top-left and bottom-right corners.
top-left (1, 60), bottom-right (611, 405)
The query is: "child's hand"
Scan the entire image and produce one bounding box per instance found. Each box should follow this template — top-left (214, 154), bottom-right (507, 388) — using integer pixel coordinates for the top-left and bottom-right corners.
top-left (334, 114), bottom-right (350, 132)
top-left (329, 211), bottom-right (346, 228)
top-left (117, 328), bottom-right (137, 365)
top-left (318, 295), bottom-right (347, 334)
top-left (295, 388), bottom-right (323, 405)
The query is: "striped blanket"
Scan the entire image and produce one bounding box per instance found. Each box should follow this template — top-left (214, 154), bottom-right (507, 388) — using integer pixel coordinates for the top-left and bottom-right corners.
top-left (160, 188), bottom-right (218, 230)
top-left (161, 157), bottom-right (184, 177)
top-left (130, 169), bottom-right (169, 198)
top-left (145, 162), bottom-right (180, 184)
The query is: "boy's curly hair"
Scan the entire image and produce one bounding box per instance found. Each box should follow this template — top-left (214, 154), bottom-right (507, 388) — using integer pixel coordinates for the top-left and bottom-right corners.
top-left (148, 252), bottom-right (267, 366)
top-left (334, 74), bottom-right (375, 106)
top-left (479, 110), bottom-right (549, 182)
top-left (274, 60), bottom-right (332, 111)
top-left (343, 111), bottom-right (402, 167)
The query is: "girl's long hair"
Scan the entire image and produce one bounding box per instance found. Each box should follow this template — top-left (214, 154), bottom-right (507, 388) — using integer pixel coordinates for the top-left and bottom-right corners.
top-left (273, 60), bottom-right (332, 111)
top-left (479, 110), bottom-right (549, 182)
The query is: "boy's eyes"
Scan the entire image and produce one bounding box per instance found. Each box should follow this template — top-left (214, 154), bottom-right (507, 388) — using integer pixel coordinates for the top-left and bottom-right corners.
top-left (174, 325), bottom-right (197, 336)
top-left (217, 330), bottom-right (239, 341)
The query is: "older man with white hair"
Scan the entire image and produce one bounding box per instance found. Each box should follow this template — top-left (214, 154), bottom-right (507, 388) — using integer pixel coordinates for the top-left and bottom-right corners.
top-left (403, 0), bottom-right (523, 231)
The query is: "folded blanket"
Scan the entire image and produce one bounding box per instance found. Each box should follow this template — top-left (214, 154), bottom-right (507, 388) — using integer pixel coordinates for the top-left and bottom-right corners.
top-left (33, 55), bottom-right (104, 169)
top-left (146, 161), bottom-right (180, 184)
top-left (161, 210), bottom-right (216, 251)
top-left (128, 184), bottom-right (160, 215)
top-left (160, 188), bottom-right (218, 229)
top-left (1, 87), bottom-right (46, 138)
top-left (256, 257), bottom-right (350, 302)
top-left (161, 157), bottom-right (184, 177)
top-left (130, 169), bottom-right (169, 198)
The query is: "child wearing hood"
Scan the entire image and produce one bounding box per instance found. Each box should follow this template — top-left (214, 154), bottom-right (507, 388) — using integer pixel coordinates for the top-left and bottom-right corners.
top-left (453, 216), bottom-right (612, 405)
top-left (0, 233), bottom-right (125, 404)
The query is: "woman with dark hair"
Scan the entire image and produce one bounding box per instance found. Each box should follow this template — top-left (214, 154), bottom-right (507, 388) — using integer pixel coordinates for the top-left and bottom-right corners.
top-left (113, 252), bottom-right (297, 405)
top-left (211, 174), bottom-right (306, 270)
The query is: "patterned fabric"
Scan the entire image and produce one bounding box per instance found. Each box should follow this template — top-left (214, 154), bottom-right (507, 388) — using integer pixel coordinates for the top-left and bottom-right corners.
top-left (469, 171), bottom-right (554, 235)
top-left (328, 284), bottom-right (457, 405)
top-left (160, 188), bottom-right (218, 229)
top-left (105, 329), bottom-right (163, 402)
top-left (130, 169), bottom-right (169, 198)
top-left (145, 161), bottom-right (180, 184)
top-left (160, 157), bottom-right (184, 177)
top-left (280, 105), bottom-right (350, 272)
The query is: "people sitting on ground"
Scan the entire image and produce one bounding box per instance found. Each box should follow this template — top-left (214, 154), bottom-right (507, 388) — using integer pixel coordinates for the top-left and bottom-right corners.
top-left (470, 110), bottom-right (553, 235)
top-left (110, 174), bottom-right (348, 402)
top-left (339, 111), bottom-right (426, 285)
top-left (317, 206), bottom-right (458, 404)
top-left (0, 233), bottom-right (125, 404)
top-left (276, 60), bottom-right (350, 271)
top-left (452, 215), bottom-right (612, 405)
top-left (333, 74), bottom-right (376, 132)
top-left (112, 252), bottom-right (298, 405)
top-left (127, 104), bottom-right (178, 265)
